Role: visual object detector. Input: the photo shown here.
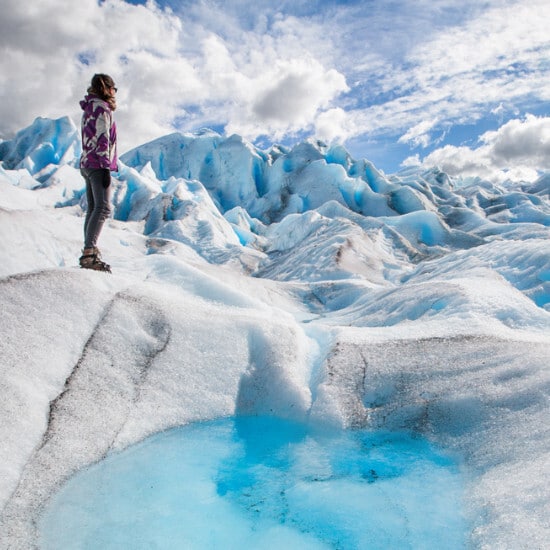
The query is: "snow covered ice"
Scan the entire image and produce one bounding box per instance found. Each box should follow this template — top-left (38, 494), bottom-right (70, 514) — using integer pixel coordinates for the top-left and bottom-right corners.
top-left (0, 116), bottom-right (549, 549)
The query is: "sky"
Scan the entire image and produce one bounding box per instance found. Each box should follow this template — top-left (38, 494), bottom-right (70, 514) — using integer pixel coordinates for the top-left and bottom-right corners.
top-left (1, 0), bottom-right (549, 182)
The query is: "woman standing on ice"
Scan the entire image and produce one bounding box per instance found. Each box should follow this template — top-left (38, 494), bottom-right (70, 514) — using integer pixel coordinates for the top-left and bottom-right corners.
top-left (78, 73), bottom-right (118, 272)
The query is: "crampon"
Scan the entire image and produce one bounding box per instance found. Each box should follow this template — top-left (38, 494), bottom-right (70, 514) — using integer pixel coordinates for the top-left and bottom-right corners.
top-left (79, 252), bottom-right (112, 273)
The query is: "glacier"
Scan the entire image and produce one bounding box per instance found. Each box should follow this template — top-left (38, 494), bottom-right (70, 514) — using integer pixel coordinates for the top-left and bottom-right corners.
top-left (0, 116), bottom-right (549, 549)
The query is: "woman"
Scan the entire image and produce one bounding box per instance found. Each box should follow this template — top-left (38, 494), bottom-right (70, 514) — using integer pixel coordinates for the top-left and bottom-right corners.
top-left (79, 73), bottom-right (118, 272)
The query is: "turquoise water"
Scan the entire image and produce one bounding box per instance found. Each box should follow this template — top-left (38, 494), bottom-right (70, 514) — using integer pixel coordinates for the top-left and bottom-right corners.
top-left (39, 416), bottom-right (467, 549)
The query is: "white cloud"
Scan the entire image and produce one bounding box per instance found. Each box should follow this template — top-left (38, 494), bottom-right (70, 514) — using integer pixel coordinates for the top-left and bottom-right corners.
top-left (405, 115), bottom-right (550, 182)
top-left (313, 108), bottom-right (357, 143)
top-left (0, 0), bottom-right (189, 151)
top-left (401, 154), bottom-right (422, 168)
top-left (242, 59), bottom-right (348, 137)
top-left (398, 119), bottom-right (439, 148)
top-left (403, 0), bottom-right (550, 106)
top-left (342, 0), bottom-right (550, 149)
top-left (0, 0), bottom-right (351, 154)
top-left (481, 115), bottom-right (550, 165)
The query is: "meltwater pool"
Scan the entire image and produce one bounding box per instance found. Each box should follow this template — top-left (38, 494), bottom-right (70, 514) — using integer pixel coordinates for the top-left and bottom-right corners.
top-left (39, 416), bottom-right (468, 549)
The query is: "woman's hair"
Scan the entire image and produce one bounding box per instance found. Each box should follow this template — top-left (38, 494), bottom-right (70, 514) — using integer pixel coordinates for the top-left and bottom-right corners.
top-left (87, 73), bottom-right (117, 110)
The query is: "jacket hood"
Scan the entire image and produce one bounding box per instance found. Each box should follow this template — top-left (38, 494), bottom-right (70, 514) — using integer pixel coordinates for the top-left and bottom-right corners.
top-left (80, 94), bottom-right (107, 111)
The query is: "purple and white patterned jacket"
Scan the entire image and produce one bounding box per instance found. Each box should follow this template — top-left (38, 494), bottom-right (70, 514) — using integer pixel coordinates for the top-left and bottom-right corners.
top-left (79, 94), bottom-right (118, 171)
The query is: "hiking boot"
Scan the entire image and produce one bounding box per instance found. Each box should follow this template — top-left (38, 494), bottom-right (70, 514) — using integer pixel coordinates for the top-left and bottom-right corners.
top-left (79, 252), bottom-right (111, 273)
top-left (82, 247), bottom-right (102, 258)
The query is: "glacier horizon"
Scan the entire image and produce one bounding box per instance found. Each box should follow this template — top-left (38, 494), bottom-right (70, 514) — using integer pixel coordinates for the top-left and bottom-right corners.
top-left (0, 115), bottom-right (549, 549)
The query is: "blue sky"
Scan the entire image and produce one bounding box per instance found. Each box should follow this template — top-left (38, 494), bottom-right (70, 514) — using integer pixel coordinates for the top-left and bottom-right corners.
top-left (1, 0), bottom-right (549, 182)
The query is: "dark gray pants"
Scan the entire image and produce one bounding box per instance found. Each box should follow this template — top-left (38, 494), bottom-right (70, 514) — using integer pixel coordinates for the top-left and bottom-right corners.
top-left (81, 168), bottom-right (112, 249)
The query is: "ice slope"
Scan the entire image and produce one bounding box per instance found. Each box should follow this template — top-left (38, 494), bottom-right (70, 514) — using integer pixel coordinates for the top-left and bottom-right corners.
top-left (0, 117), bottom-right (549, 549)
